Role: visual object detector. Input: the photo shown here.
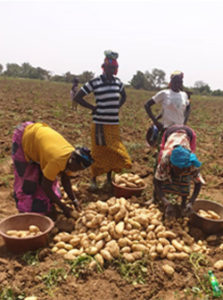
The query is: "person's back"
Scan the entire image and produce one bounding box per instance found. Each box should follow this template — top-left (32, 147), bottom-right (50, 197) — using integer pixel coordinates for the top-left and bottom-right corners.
top-left (22, 122), bottom-right (74, 181)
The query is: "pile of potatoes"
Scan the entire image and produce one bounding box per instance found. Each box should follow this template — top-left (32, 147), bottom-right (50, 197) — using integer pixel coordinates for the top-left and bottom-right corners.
top-left (197, 209), bottom-right (221, 220)
top-left (51, 197), bottom-right (210, 266)
top-left (6, 225), bottom-right (42, 238)
top-left (114, 173), bottom-right (145, 188)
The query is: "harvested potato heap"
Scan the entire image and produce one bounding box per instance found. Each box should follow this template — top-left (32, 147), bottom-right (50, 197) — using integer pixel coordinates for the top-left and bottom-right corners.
top-left (197, 209), bottom-right (221, 220)
top-left (6, 225), bottom-right (42, 238)
top-left (51, 197), bottom-right (210, 266)
top-left (114, 173), bottom-right (145, 188)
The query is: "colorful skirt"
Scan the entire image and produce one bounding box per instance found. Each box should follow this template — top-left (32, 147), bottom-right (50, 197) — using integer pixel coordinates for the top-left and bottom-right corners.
top-left (12, 122), bottom-right (61, 214)
top-left (161, 173), bottom-right (191, 197)
top-left (90, 123), bottom-right (132, 177)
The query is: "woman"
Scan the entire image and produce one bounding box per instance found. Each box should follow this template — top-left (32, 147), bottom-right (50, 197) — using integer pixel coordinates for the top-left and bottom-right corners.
top-left (153, 125), bottom-right (205, 218)
top-left (74, 50), bottom-right (132, 190)
top-left (12, 122), bottom-right (93, 216)
top-left (144, 71), bottom-right (191, 141)
top-left (70, 78), bottom-right (79, 111)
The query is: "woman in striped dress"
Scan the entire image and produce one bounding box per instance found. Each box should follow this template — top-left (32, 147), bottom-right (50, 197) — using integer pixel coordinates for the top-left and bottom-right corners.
top-left (74, 50), bottom-right (132, 190)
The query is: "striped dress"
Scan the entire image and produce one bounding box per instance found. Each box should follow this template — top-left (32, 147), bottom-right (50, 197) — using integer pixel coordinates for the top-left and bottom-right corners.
top-left (81, 74), bottom-right (132, 177)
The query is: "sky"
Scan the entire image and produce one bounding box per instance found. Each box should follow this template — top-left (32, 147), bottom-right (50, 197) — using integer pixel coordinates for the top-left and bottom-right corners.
top-left (1, 0), bottom-right (223, 90)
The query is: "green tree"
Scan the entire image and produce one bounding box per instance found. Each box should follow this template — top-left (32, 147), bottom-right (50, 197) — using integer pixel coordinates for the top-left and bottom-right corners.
top-left (0, 64), bottom-right (3, 75)
top-left (212, 89), bottom-right (223, 96)
top-left (194, 81), bottom-right (211, 94)
top-left (78, 71), bottom-right (94, 83)
top-left (4, 63), bottom-right (22, 77)
top-left (130, 71), bottom-right (149, 89)
top-left (145, 68), bottom-right (166, 89)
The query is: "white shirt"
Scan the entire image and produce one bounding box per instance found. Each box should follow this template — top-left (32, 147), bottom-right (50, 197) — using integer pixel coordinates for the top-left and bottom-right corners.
top-left (153, 89), bottom-right (189, 128)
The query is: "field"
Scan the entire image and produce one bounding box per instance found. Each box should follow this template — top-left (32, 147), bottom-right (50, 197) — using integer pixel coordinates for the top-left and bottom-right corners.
top-left (0, 77), bottom-right (223, 300)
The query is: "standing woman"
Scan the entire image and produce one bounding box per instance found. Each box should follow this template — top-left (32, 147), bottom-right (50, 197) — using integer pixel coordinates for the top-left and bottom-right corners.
top-left (145, 71), bottom-right (191, 137)
top-left (70, 78), bottom-right (79, 111)
top-left (74, 50), bottom-right (132, 190)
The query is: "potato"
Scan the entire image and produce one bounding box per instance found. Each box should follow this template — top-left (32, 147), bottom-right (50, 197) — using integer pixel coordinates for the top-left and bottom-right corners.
top-left (100, 249), bottom-right (113, 261)
top-left (172, 240), bottom-right (183, 252)
top-left (55, 241), bottom-right (66, 249)
top-left (132, 251), bottom-right (143, 260)
top-left (162, 264), bottom-right (174, 276)
top-left (173, 252), bottom-right (189, 260)
top-left (64, 243), bottom-right (73, 250)
top-left (64, 253), bottom-right (76, 260)
top-left (94, 253), bottom-right (104, 266)
top-left (51, 246), bottom-right (58, 253)
top-left (123, 253), bottom-right (135, 262)
top-left (106, 240), bottom-right (120, 258)
top-left (114, 206), bottom-right (126, 223)
top-left (160, 245), bottom-right (170, 258)
top-left (214, 260), bottom-right (223, 270)
top-left (109, 204), bottom-right (120, 215)
top-left (120, 246), bottom-right (131, 253)
top-left (95, 240), bottom-right (104, 251)
top-left (70, 237), bottom-right (81, 247)
top-left (86, 246), bottom-right (98, 255)
top-left (56, 249), bottom-right (67, 255)
top-left (207, 210), bottom-right (221, 220)
top-left (68, 249), bottom-right (82, 256)
top-left (115, 222), bottom-right (124, 235)
top-left (29, 225), bottom-right (40, 233)
top-left (6, 230), bottom-right (19, 237)
top-left (96, 201), bottom-right (109, 214)
top-left (132, 243), bottom-right (148, 252)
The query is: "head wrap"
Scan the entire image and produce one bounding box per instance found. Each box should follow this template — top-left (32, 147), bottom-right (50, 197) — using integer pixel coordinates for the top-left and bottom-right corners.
top-left (102, 50), bottom-right (119, 74)
top-left (170, 70), bottom-right (184, 80)
top-left (170, 145), bottom-right (202, 169)
top-left (75, 146), bottom-right (94, 168)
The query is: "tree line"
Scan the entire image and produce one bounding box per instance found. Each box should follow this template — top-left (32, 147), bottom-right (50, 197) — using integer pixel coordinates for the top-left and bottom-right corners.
top-left (0, 62), bottom-right (222, 96)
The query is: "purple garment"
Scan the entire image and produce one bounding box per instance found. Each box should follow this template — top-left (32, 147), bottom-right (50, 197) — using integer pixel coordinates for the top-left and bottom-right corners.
top-left (12, 122), bottom-right (61, 214)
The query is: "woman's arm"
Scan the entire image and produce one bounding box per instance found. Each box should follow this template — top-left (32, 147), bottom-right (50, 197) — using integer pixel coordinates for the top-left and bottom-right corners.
top-left (154, 178), bottom-right (169, 207)
top-left (144, 99), bottom-right (163, 131)
top-left (41, 176), bottom-right (72, 217)
top-left (74, 89), bottom-right (96, 112)
top-left (61, 172), bottom-right (80, 210)
top-left (119, 88), bottom-right (126, 107)
top-left (184, 103), bottom-right (191, 124)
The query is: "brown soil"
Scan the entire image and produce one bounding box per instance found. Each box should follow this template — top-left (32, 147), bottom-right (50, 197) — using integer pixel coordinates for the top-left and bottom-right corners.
top-left (0, 78), bottom-right (223, 299)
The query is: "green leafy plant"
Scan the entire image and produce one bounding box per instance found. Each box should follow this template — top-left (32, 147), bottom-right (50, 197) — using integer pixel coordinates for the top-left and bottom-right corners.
top-left (0, 287), bottom-right (25, 300)
top-left (113, 256), bottom-right (148, 285)
top-left (21, 250), bottom-right (40, 266)
top-left (68, 254), bottom-right (103, 278)
top-left (39, 268), bottom-right (67, 289)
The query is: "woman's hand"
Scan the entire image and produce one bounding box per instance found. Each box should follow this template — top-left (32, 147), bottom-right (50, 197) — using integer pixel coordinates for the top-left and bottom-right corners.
top-left (155, 121), bottom-right (163, 132)
top-left (73, 198), bottom-right (81, 212)
top-left (60, 203), bottom-right (73, 218)
top-left (183, 202), bottom-right (194, 217)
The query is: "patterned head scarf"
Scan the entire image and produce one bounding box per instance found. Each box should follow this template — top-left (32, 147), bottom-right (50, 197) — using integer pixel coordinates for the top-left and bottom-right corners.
top-left (170, 145), bottom-right (202, 169)
top-left (102, 50), bottom-right (119, 74)
top-left (75, 147), bottom-right (94, 168)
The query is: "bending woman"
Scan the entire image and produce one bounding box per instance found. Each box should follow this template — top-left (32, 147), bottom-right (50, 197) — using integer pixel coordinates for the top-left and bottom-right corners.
top-left (12, 122), bottom-right (93, 216)
top-left (74, 50), bottom-right (132, 190)
top-left (153, 125), bottom-right (205, 218)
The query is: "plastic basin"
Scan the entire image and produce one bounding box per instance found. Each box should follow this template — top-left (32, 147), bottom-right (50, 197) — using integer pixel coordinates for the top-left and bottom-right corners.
top-left (190, 200), bottom-right (223, 235)
top-left (0, 213), bottom-right (54, 253)
top-left (112, 181), bottom-right (147, 198)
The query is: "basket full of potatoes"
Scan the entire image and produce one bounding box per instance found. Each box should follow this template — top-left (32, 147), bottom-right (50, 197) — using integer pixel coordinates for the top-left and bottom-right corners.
top-left (112, 173), bottom-right (147, 198)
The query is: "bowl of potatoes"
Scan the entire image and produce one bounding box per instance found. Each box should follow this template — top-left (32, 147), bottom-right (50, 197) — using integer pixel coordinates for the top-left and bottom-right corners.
top-left (190, 200), bottom-right (223, 234)
top-left (0, 213), bottom-right (54, 253)
top-left (112, 173), bottom-right (147, 198)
